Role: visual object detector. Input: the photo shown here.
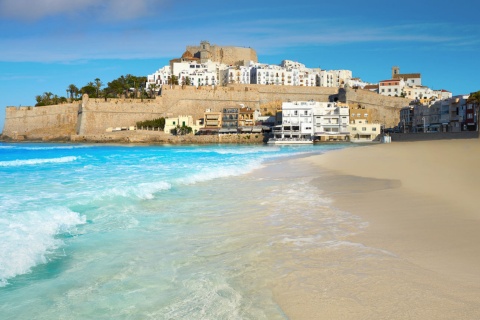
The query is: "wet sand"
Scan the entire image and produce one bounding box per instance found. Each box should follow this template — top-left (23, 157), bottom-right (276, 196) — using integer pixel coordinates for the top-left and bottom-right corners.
top-left (274, 139), bottom-right (480, 319)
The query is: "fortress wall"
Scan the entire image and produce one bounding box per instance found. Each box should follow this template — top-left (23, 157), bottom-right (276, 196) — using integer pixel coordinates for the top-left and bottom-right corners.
top-left (79, 85), bottom-right (339, 134)
top-left (343, 87), bottom-right (409, 127)
top-left (3, 103), bottom-right (79, 138)
top-left (214, 46), bottom-right (258, 64)
top-left (79, 97), bottom-right (168, 135)
top-left (185, 44), bottom-right (258, 65)
top-left (3, 84), bottom-right (408, 139)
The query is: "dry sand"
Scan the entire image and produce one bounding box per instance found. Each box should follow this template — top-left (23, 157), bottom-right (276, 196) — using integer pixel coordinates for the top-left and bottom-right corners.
top-left (274, 139), bottom-right (480, 319)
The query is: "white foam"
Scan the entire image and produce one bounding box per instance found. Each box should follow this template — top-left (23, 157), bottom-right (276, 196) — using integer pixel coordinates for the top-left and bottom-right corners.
top-left (101, 181), bottom-right (172, 200)
top-left (176, 160), bottom-right (263, 185)
top-left (0, 145), bottom-right (90, 151)
top-left (0, 207), bottom-right (86, 286)
top-left (0, 156), bottom-right (78, 167)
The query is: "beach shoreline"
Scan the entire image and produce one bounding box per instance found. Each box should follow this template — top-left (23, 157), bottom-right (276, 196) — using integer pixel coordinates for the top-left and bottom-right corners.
top-left (272, 139), bottom-right (480, 319)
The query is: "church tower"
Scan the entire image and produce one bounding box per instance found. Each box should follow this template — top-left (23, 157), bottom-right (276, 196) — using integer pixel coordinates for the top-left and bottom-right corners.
top-left (392, 66), bottom-right (400, 78)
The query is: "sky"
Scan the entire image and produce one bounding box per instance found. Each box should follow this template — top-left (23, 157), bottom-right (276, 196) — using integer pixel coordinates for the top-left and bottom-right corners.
top-left (1, 0), bottom-right (479, 132)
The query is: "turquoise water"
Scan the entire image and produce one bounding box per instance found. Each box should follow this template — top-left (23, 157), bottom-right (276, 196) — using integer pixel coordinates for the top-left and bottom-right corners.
top-left (0, 142), bottom-right (358, 319)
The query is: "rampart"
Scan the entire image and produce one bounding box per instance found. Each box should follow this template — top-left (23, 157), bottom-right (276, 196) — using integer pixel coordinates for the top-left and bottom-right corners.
top-left (339, 87), bottom-right (408, 128)
top-left (2, 84), bottom-right (408, 142)
top-left (3, 103), bottom-right (79, 139)
top-left (186, 42), bottom-right (258, 65)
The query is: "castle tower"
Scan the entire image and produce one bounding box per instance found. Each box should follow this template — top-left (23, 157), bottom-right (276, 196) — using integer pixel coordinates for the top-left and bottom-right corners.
top-left (200, 40), bottom-right (211, 63)
top-left (392, 66), bottom-right (400, 78)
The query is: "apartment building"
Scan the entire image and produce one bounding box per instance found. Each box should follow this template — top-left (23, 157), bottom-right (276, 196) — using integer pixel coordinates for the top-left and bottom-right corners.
top-left (272, 101), bottom-right (349, 141)
top-left (348, 119), bottom-right (381, 141)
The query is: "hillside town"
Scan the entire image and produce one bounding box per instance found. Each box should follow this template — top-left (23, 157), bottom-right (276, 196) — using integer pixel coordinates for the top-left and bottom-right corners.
top-left (2, 41), bottom-right (478, 143)
top-left (140, 40), bottom-right (478, 142)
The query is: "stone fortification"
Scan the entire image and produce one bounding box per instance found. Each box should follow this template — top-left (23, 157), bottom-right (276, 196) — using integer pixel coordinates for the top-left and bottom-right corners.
top-left (3, 103), bottom-right (79, 140)
top-left (76, 84), bottom-right (339, 135)
top-left (2, 84), bottom-right (407, 142)
top-left (339, 87), bottom-right (408, 128)
top-left (186, 41), bottom-right (258, 65)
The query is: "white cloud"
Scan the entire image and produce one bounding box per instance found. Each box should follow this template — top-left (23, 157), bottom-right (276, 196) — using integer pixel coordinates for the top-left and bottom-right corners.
top-left (0, 0), bottom-right (168, 21)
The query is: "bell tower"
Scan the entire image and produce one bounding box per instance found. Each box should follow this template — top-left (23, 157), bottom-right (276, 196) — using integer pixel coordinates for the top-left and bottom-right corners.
top-left (392, 66), bottom-right (400, 78)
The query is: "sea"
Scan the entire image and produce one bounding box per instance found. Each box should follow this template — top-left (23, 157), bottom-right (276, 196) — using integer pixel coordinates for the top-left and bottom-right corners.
top-left (0, 142), bottom-right (366, 319)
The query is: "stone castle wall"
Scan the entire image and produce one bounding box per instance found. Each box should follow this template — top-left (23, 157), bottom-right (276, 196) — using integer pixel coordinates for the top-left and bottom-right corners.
top-left (185, 43), bottom-right (258, 65)
top-left (340, 87), bottom-right (407, 128)
top-left (77, 84), bottom-right (340, 135)
top-left (2, 84), bottom-right (407, 140)
top-left (3, 103), bottom-right (79, 138)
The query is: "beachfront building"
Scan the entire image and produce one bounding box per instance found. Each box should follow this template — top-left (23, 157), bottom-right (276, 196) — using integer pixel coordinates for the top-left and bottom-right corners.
top-left (313, 102), bottom-right (350, 141)
top-left (200, 109), bottom-right (222, 134)
top-left (348, 119), bottom-right (381, 142)
top-left (164, 115), bottom-right (203, 135)
top-left (401, 95), bottom-right (470, 133)
top-left (272, 101), bottom-right (349, 141)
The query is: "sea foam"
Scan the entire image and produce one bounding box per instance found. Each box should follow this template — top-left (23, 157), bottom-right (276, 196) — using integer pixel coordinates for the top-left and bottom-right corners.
top-left (0, 207), bottom-right (86, 287)
top-left (0, 156), bottom-right (78, 167)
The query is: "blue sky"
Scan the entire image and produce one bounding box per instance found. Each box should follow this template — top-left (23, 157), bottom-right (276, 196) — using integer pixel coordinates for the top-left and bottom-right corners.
top-left (1, 0), bottom-right (479, 132)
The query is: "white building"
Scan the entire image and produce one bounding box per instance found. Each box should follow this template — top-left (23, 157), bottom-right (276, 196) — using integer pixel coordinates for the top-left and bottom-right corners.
top-left (272, 101), bottom-right (349, 141)
top-left (146, 58), bottom-right (353, 91)
top-left (379, 79), bottom-right (405, 97)
top-left (317, 70), bottom-right (353, 87)
top-left (146, 65), bottom-right (171, 91)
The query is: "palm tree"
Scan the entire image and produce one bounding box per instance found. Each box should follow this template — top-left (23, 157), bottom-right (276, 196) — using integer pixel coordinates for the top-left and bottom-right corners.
top-left (68, 84), bottom-right (79, 100)
top-left (94, 78), bottom-right (103, 98)
top-left (148, 83), bottom-right (159, 98)
top-left (44, 92), bottom-right (53, 104)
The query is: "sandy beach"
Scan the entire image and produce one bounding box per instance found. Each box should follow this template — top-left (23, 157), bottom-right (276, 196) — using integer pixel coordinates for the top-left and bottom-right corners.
top-left (274, 139), bottom-right (480, 319)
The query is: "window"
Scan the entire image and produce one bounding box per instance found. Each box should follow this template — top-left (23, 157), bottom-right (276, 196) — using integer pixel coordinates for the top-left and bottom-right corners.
top-left (352, 127), bottom-right (357, 131)
top-left (372, 127), bottom-right (377, 131)
top-left (362, 127), bottom-right (366, 131)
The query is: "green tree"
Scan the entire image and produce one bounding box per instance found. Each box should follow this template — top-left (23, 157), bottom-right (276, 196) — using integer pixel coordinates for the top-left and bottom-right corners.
top-left (467, 90), bottom-right (480, 131)
top-left (136, 117), bottom-right (165, 130)
top-left (81, 83), bottom-right (97, 97)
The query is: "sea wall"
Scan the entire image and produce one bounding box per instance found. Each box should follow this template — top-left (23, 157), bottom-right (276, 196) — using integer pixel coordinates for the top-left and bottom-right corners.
top-left (71, 130), bottom-right (268, 144)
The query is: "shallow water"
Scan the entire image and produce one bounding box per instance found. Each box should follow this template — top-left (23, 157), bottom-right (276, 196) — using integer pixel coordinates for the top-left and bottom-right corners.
top-left (0, 142), bottom-right (364, 319)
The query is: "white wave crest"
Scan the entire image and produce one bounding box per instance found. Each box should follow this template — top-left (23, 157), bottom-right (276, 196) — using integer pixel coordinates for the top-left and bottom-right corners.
top-left (0, 207), bottom-right (86, 287)
top-left (102, 181), bottom-right (172, 200)
top-left (0, 156), bottom-right (78, 167)
top-left (176, 160), bottom-right (263, 185)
